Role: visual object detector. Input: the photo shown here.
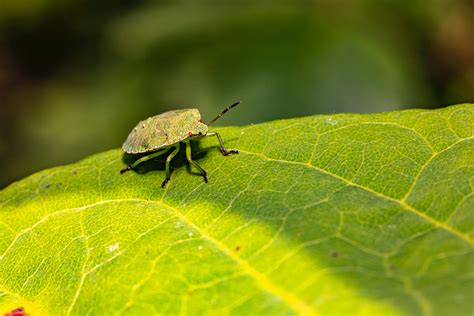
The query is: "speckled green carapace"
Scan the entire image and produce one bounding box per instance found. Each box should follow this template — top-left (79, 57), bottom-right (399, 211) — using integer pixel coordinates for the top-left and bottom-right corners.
top-left (120, 102), bottom-right (240, 188)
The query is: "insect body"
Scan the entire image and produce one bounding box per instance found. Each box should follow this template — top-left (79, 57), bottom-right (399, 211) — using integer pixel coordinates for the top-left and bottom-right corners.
top-left (120, 102), bottom-right (240, 188)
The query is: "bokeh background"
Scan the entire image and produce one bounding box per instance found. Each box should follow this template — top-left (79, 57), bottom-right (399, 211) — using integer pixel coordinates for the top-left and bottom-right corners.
top-left (1, 1), bottom-right (473, 188)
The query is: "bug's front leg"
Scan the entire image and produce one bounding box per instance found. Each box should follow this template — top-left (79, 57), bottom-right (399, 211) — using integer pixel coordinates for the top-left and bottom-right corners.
top-left (206, 132), bottom-right (238, 156)
top-left (186, 141), bottom-right (208, 183)
top-left (161, 145), bottom-right (180, 188)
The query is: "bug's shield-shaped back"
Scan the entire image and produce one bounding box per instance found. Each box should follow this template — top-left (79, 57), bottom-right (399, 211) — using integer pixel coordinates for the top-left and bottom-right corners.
top-left (122, 109), bottom-right (208, 154)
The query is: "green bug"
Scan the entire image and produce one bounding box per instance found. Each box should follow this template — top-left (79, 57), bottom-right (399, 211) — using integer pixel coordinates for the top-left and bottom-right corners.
top-left (120, 101), bottom-right (240, 188)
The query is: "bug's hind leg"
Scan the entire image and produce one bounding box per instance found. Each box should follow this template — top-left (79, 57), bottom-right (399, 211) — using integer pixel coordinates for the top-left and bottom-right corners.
top-left (206, 132), bottom-right (238, 156)
top-left (120, 148), bottom-right (168, 174)
top-left (185, 141), bottom-right (208, 183)
top-left (161, 145), bottom-right (180, 188)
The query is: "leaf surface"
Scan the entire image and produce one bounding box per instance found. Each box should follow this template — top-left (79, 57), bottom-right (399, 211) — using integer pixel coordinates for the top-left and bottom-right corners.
top-left (0, 104), bottom-right (473, 315)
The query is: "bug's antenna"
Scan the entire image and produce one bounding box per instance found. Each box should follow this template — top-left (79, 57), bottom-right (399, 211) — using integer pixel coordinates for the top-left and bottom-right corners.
top-left (208, 101), bottom-right (240, 126)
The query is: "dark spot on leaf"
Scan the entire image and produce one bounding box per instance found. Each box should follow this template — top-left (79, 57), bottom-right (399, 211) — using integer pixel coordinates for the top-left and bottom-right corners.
top-left (389, 264), bottom-right (398, 272)
top-left (145, 251), bottom-right (149, 255)
top-left (330, 251), bottom-right (339, 258)
top-left (72, 170), bottom-right (78, 175)
top-left (5, 307), bottom-right (26, 316)
top-left (45, 184), bottom-right (51, 189)
top-left (235, 245), bottom-right (241, 251)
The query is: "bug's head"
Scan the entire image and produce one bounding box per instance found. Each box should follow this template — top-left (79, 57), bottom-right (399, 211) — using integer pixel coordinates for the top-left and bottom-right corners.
top-left (187, 101), bottom-right (240, 138)
top-left (187, 121), bottom-right (208, 138)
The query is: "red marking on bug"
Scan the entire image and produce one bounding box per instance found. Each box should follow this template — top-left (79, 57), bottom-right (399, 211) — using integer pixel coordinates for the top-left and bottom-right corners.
top-left (5, 307), bottom-right (28, 316)
top-left (188, 131), bottom-right (193, 137)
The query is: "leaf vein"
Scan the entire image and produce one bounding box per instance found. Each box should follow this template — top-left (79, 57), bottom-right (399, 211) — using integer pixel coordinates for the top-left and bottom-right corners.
top-left (237, 149), bottom-right (473, 245)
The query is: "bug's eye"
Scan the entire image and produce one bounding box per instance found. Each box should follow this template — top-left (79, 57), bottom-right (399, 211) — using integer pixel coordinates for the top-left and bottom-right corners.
top-left (198, 132), bottom-right (203, 136)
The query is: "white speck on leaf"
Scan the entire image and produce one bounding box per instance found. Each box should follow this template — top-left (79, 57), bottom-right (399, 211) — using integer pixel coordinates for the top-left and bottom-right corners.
top-left (198, 246), bottom-right (203, 250)
top-left (188, 232), bottom-right (193, 237)
top-left (107, 242), bottom-right (120, 252)
top-left (326, 118), bottom-right (337, 126)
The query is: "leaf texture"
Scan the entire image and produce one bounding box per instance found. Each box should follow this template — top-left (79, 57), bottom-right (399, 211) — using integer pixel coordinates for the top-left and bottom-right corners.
top-left (0, 104), bottom-right (473, 315)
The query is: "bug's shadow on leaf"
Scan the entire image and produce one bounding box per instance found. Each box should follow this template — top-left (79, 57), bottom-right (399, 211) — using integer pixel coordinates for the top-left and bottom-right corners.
top-left (121, 142), bottom-right (209, 176)
top-left (122, 152), bottom-right (167, 174)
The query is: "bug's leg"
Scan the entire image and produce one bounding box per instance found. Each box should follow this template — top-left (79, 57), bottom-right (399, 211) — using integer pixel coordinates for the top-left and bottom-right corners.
top-left (161, 145), bottom-right (180, 188)
top-left (120, 148), bottom-right (168, 174)
top-left (206, 132), bottom-right (238, 156)
top-left (185, 141), bottom-right (208, 183)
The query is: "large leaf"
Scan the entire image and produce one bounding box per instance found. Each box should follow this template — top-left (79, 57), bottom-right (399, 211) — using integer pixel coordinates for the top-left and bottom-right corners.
top-left (0, 104), bottom-right (473, 315)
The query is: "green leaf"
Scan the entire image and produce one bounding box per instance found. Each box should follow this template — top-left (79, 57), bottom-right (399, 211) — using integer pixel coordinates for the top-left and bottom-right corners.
top-left (1, 104), bottom-right (473, 316)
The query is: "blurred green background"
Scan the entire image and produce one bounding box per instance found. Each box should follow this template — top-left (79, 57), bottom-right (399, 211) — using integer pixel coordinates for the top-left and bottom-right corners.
top-left (0, 1), bottom-right (473, 188)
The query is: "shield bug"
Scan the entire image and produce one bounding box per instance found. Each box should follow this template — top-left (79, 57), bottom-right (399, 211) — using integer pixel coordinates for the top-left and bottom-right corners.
top-left (120, 101), bottom-right (240, 188)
